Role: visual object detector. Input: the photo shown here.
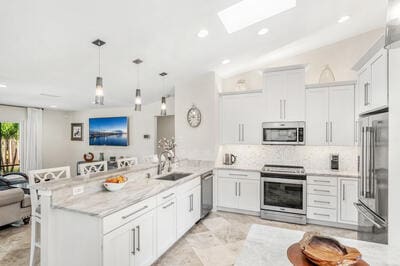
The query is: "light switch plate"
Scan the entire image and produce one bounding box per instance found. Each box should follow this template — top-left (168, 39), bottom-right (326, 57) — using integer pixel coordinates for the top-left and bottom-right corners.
top-left (72, 186), bottom-right (84, 196)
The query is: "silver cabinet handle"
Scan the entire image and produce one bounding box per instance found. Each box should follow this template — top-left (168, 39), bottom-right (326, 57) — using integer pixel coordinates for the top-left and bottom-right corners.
top-left (314, 213), bottom-right (330, 217)
top-left (242, 124), bottom-right (244, 142)
top-left (364, 83), bottom-right (370, 106)
top-left (235, 182), bottom-right (237, 196)
top-left (122, 205), bottom-right (148, 219)
top-left (342, 183), bottom-right (345, 201)
top-left (238, 124), bottom-right (241, 142)
top-left (314, 200), bottom-right (330, 204)
top-left (189, 194), bottom-right (193, 212)
top-left (136, 225), bottom-right (140, 252)
top-left (229, 173), bottom-right (248, 177)
top-left (132, 228), bottom-right (136, 255)
top-left (163, 201), bottom-right (175, 209)
top-left (162, 193), bottom-right (175, 199)
top-left (326, 122), bottom-right (329, 143)
top-left (313, 180), bottom-right (330, 183)
top-left (238, 182), bottom-right (241, 197)
top-left (314, 189), bottom-right (330, 193)
top-left (330, 122), bottom-right (333, 142)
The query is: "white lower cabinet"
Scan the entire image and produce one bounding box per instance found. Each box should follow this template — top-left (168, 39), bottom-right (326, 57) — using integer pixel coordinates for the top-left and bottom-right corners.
top-left (103, 209), bottom-right (156, 266)
top-left (307, 175), bottom-right (358, 228)
top-left (156, 198), bottom-right (177, 256)
top-left (177, 185), bottom-right (201, 239)
top-left (338, 178), bottom-right (358, 225)
top-left (217, 170), bottom-right (260, 213)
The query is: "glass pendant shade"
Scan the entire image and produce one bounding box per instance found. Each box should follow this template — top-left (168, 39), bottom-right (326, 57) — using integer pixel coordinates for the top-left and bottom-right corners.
top-left (160, 96), bottom-right (167, 116)
top-left (134, 89), bottom-right (142, 111)
top-left (95, 76), bottom-right (104, 105)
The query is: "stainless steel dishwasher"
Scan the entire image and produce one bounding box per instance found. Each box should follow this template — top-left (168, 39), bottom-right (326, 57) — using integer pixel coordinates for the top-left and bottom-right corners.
top-left (201, 170), bottom-right (213, 219)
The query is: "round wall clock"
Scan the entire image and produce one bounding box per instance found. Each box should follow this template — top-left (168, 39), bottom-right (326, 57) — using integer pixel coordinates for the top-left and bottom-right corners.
top-left (187, 105), bottom-right (201, 128)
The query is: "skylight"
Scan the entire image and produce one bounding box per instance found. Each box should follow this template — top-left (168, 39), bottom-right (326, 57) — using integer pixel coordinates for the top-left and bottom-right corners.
top-left (218, 0), bottom-right (297, 34)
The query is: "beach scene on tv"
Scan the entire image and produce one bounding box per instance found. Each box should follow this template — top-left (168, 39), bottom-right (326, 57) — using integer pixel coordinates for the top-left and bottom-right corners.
top-left (89, 117), bottom-right (129, 146)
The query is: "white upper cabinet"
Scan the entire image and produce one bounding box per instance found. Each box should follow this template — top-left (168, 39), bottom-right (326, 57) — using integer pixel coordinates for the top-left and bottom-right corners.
top-left (221, 92), bottom-right (263, 145)
top-left (306, 83), bottom-right (355, 146)
top-left (357, 48), bottom-right (388, 114)
top-left (264, 67), bottom-right (305, 122)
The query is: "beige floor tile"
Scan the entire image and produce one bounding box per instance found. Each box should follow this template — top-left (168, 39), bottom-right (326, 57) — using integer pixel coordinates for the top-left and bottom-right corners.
top-left (193, 244), bottom-right (237, 266)
top-left (185, 231), bottom-right (223, 249)
top-left (202, 216), bottom-right (231, 232)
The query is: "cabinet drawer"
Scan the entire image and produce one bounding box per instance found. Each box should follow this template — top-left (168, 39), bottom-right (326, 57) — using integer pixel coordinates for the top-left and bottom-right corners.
top-left (307, 194), bottom-right (337, 209)
top-left (307, 176), bottom-right (337, 187)
top-left (103, 196), bottom-right (156, 234)
top-left (217, 169), bottom-right (259, 180)
top-left (157, 186), bottom-right (176, 205)
top-left (308, 184), bottom-right (337, 196)
top-left (176, 177), bottom-right (200, 195)
top-left (307, 207), bottom-right (337, 222)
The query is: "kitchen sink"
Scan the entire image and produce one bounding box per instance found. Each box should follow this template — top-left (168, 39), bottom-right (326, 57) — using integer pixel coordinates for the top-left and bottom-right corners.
top-left (156, 172), bottom-right (192, 181)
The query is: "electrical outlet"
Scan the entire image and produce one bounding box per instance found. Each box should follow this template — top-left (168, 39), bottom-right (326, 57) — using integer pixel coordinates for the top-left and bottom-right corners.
top-left (72, 186), bottom-right (84, 196)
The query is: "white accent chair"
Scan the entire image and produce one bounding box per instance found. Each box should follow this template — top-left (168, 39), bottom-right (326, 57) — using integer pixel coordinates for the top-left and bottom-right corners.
top-left (116, 157), bottom-right (138, 168)
top-left (79, 161), bottom-right (108, 175)
top-left (28, 166), bottom-right (71, 266)
top-left (142, 154), bottom-right (159, 164)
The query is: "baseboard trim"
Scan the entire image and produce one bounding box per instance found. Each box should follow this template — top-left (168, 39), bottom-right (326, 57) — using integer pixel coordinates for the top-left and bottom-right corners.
top-left (307, 219), bottom-right (358, 230)
top-left (216, 206), bottom-right (260, 216)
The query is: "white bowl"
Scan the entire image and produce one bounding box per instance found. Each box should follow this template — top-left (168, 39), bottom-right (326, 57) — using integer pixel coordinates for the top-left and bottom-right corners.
top-left (103, 180), bottom-right (127, 192)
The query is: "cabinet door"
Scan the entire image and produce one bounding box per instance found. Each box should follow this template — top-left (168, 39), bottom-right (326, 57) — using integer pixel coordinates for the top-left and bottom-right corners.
top-left (358, 66), bottom-right (371, 114)
top-left (133, 210), bottom-right (156, 266)
top-left (241, 93), bottom-right (263, 144)
top-left (338, 178), bottom-right (358, 225)
top-left (103, 222), bottom-right (134, 266)
top-left (221, 95), bottom-right (241, 144)
top-left (370, 50), bottom-right (388, 110)
top-left (329, 85), bottom-right (355, 146)
top-left (264, 72), bottom-right (286, 121)
top-left (306, 88), bottom-right (329, 145)
top-left (177, 190), bottom-right (192, 238)
top-left (237, 179), bottom-right (260, 212)
top-left (156, 199), bottom-right (177, 256)
top-left (284, 69), bottom-right (305, 121)
top-left (217, 177), bottom-right (238, 209)
top-left (190, 185), bottom-right (201, 224)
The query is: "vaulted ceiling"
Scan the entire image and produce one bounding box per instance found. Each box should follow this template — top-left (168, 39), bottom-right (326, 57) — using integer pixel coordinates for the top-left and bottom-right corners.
top-left (0, 0), bottom-right (386, 110)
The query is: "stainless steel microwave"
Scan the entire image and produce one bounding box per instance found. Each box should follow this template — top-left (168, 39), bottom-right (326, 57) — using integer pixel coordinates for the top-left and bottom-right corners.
top-left (262, 121), bottom-right (305, 145)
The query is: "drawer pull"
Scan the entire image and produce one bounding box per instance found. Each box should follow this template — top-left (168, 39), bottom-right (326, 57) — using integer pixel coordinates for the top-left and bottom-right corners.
top-left (131, 228), bottom-right (136, 255)
top-left (313, 180), bottom-right (330, 183)
top-left (162, 193), bottom-right (175, 199)
top-left (162, 201), bottom-right (175, 209)
top-left (313, 213), bottom-right (330, 217)
top-left (314, 189), bottom-right (330, 193)
top-left (122, 206), bottom-right (148, 219)
top-left (314, 200), bottom-right (330, 204)
top-left (229, 173), bottom-right (248, 177)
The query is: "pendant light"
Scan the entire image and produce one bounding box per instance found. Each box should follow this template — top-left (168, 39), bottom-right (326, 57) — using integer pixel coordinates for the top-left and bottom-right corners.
top-left (133, 59), bottom-right (143, 111)
top-left (159, 72), bottom-right (168, 116)
top-left (92, 39), bottom-right (106, 105)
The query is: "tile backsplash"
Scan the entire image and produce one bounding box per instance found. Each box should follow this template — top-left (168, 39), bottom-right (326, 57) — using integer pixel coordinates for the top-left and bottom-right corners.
top-left (216, 145), bottom-right (358, 172)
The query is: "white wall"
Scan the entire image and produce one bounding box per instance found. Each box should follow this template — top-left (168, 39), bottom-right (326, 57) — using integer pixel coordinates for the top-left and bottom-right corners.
top-left (388, 47), bottom-right (400, 248)
top-left (222, 28), bottom-right (384, 92)
top-left (174, 72), bottom-right (219, 161)
top-left (67, 98), bottom-right (174, 173)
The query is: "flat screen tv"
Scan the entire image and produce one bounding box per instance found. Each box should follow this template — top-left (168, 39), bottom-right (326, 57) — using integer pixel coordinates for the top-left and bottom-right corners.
top-left (89, 117), bottom-right (129, 146)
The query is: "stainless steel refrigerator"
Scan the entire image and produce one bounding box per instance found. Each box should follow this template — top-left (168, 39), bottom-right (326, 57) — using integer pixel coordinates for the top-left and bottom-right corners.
top-left (355, 112), bottom-right (388, 244)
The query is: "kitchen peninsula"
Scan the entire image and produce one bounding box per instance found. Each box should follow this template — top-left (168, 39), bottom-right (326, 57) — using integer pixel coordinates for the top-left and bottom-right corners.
top-left (33, 160), bottom-right (213, 266)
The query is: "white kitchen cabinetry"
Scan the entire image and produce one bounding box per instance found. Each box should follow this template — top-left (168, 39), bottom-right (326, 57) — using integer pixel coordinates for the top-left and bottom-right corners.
top-left (103, 209), bottom-right (156, 266)
top-left (177, 183), bottom-right (201, 238)
top-left (217, 170), bottom-right (260, 213)
top-left (156, 198), bottom-right (177, 256)
top-left (338, 178), bottom-right (358, 225)
top-left (306, 83), bottom-right (355, 146)
top-left (307, 175), bottom-right (358, 228)
top-left (220, 92), bottom-right (263, 144)
top-left (356, 48), bottom-right (388, 114)
top-left (264, 67), bottom-right (305, 122)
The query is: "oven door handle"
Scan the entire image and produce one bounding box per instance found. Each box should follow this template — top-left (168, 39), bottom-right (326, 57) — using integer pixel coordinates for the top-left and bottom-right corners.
top-left (262, 177), bottom-right (306, 185)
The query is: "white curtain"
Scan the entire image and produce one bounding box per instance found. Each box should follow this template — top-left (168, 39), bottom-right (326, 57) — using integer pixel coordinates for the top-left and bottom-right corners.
top-left (24, 108), bottom-right (43, 172)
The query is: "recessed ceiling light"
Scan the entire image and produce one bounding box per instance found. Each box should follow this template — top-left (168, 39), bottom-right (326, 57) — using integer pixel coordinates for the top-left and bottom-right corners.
top-left (197, 29), bottom-right (209, 38)
top-left (338, 15), bottom-right (350, 23)
top-left (258, 28), bottom-right (269, 35)
top-left (0, 84), bottom-right (7, 88)
top-left (222, 59), bottom-right (231, 65)
top-left (218, 0), bottom-right (296, 34)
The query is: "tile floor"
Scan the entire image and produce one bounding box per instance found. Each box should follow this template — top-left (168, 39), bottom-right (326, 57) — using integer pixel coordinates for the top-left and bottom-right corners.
top-left (0, 211), bottom-right (357, 266)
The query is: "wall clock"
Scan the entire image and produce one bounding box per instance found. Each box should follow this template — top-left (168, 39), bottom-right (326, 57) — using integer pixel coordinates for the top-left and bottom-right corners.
top-left (187, 105), bottom-right (201, 128)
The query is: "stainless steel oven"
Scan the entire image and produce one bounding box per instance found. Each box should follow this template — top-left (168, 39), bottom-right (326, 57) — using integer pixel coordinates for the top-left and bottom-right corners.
top-left (260, 165), bottom-right (307, 224)
top-left (262, 121), bottom-right (305, 145)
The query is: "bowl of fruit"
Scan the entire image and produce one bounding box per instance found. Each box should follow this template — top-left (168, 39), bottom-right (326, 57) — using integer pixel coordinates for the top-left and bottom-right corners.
top-left (104, 176), bottom-right (128, 192)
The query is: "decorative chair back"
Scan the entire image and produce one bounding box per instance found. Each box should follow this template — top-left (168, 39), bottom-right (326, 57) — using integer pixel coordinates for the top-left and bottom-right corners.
top-left (143, 154), bottom-right (159, 164)
top-left (79, 161), bottom-right (108, 175)
top-left (28, 166), bottom-right (71, 217)
top-left (117, 157), bottom-right (138, 168)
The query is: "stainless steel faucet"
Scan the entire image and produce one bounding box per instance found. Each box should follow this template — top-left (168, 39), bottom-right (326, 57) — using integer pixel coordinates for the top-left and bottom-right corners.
top-left (157, 150), bottom-right (174, 174)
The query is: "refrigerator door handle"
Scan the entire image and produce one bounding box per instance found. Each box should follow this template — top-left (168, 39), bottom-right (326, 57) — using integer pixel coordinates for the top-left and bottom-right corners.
top-left (354, 202), bottom-right (387, 229)
top-left (370, 126), bottom-right (375, 198)
top-left (360, 126), bottom-right (365, 197)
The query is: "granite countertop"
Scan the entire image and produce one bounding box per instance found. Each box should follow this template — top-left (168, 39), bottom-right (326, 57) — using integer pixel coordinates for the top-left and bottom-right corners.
top-left (236, 224), bottom-right (400, 266)
top-left (50, 165), bottom-right (213, 218)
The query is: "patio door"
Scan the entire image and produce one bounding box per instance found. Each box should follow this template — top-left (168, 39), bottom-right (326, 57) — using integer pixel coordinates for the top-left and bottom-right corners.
top-left (0, 122), bottom-right (21, 175)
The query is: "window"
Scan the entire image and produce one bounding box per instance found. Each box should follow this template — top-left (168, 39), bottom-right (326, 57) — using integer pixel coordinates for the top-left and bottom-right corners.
top-left (0, 122), bottom-right (21, 175)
